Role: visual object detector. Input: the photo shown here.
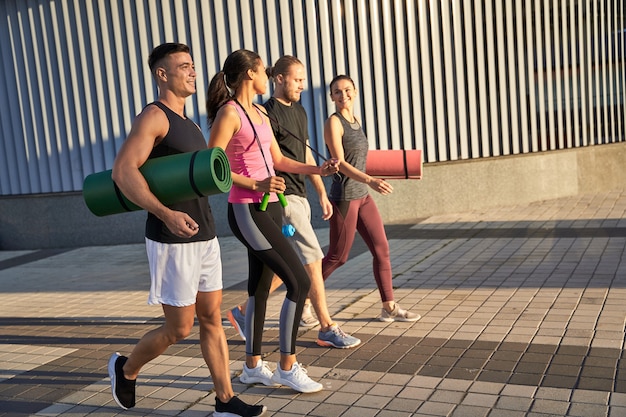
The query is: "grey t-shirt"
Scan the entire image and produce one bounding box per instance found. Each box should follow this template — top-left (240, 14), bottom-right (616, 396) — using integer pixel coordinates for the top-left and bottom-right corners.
top-left (329, 112), bottom-right (369, 201)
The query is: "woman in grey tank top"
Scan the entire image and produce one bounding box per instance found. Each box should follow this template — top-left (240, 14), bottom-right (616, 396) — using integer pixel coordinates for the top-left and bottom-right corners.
top-left (322, 75), bottom-right (421, 323)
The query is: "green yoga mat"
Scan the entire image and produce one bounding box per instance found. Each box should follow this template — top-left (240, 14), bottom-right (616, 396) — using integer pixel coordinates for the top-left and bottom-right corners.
top-left (83, 147), bottom-right (232, 217)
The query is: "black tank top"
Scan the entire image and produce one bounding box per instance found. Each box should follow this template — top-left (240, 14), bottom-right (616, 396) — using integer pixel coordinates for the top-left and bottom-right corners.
top-left (144, 101), bottom-right (216, 243)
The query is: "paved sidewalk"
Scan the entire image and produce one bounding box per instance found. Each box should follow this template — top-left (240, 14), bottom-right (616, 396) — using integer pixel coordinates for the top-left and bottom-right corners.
top-left (0, 189), bottom-right (625, 417)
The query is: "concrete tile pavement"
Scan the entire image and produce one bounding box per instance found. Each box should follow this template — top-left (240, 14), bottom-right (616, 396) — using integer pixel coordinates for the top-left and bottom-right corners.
top-left (0, 189), bottom-right (625, 416)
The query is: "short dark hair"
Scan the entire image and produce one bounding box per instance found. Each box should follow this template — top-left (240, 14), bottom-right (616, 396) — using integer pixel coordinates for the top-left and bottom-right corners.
top-left (148, 43), bottom-right (190, 74)
top-left (329, 74), bottom-right (355, 93)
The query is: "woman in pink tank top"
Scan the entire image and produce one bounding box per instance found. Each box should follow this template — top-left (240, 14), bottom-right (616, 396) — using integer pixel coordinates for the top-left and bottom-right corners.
top-left (206, 49), bottom-right (338, 394)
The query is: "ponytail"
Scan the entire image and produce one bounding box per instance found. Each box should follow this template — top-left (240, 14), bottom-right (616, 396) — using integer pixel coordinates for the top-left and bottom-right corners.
top-left (206, 71), bottom-right (231, 125)
top-left (206, 49), bottom-right (262, 125)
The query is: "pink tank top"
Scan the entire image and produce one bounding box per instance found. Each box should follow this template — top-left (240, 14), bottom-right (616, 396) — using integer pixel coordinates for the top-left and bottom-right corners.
top-left (225, 101), bottom-right (278, 204)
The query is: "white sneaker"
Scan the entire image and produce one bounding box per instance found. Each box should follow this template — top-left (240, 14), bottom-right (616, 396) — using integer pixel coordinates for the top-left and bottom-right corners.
top-left (299, 303), bottom-right (320, 328)
top-left (379, 303), bottom-right (421, 322)
top-left (271, 362), bottom-right (323, 393)
top-left (240, 359), bottom-right (280, 386)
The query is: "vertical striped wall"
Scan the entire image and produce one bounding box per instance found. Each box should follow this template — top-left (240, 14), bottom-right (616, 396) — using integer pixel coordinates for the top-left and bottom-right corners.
top-left (0, 0), bottom-right (624, 196)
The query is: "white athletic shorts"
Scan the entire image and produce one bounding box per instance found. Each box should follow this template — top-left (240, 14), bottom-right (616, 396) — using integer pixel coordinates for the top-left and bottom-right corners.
top-left (283, 194), bottom-right (324, 265)
top-left (145, 237), bottom-right (222, 307)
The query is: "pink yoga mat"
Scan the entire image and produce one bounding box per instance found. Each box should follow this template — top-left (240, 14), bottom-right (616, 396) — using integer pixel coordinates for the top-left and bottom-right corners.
top-left (365, 150), bottom-right (422, 179)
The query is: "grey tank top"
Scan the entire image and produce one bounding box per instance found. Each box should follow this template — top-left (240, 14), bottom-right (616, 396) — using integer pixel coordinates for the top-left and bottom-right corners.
top-left (329, 112), bottom-right (369, 201)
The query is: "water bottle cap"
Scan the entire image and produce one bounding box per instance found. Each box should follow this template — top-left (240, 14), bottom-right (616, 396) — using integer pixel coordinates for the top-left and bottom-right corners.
top-left (282, 224), bottom-right (296, 237)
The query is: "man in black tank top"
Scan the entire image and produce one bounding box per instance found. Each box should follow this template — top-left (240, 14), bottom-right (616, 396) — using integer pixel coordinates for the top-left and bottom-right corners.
top-left (107, 43), bottom-right (266, 417)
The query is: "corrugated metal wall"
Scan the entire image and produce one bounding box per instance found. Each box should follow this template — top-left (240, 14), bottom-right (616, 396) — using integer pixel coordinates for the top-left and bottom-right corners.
top-left (0, 0), bottom-right (624, 196)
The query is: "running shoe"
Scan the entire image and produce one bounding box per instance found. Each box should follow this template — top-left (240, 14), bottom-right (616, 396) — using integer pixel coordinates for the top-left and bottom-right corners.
top-left (379, 304), bottom-right (421, 322)
top-left (316, 324), bottom-right (361, 348)
top-left (299, 303), bottom-right (320, 328)
top-left (228, 306), bottom-right (246, 341)
top-left (240, 359), bottom-right (280, 386)
top-left (214, 396), bottom-right (267, 417)
top-left (271, 362), bottom-right (323, 393)
top-left (108, 352), bottom-right (136, 409)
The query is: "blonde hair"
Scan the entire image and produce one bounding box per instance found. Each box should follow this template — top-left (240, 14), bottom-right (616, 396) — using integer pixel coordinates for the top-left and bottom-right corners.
top-left (265, 55), bottom-right (303, 79)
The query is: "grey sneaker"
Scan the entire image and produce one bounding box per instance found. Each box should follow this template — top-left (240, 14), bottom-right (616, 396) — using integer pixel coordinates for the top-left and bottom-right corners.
top-left (316, 324), bottom-right (361, 349)
top-left (299, 303), bottom-right (320, 328)
top-left (271, 362), bottom-right (323, 393)
top-left (228, 307), bottom-right (246, 341)
top-left (240, 359), bottom-right (280, 386)
top-left (379, 304), bottom-right (421, 322)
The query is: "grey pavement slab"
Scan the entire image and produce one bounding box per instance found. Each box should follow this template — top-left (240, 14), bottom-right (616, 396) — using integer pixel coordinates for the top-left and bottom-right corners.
top-left (0, 189), bottom-right (624, 416)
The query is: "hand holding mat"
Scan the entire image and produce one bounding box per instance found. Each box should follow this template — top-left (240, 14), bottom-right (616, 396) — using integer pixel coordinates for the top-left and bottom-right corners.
top-left (83, 147), bottom-right (232, 217)
top-left (365, 150), bottom-right (422, 179)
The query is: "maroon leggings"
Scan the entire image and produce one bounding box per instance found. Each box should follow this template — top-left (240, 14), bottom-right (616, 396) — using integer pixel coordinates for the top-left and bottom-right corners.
top-left (322, 194), bottom-right (394, 302)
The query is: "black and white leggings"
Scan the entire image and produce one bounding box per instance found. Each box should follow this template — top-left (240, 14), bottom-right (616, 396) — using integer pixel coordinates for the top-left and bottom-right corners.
top-left (228, 201), bottom-right (310, 356)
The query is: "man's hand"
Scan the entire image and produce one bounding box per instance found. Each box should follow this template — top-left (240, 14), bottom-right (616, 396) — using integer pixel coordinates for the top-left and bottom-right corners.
top-left (319, 158), bottom-right (340, 176)
top-left (320, 195), bottom-right (333, 221)
top-left (163, 210), bottom-right (200, 238)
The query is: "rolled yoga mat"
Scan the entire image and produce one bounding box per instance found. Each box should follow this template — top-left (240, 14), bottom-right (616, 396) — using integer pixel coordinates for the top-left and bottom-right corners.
top-left (365, 149), bottom-right (422, 179)
top-left (83, 147), bottom-right (232, 217)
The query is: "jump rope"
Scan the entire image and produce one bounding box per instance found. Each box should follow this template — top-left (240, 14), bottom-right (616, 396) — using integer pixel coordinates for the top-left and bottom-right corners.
top-left (232, 98), bottom-right (334, 236)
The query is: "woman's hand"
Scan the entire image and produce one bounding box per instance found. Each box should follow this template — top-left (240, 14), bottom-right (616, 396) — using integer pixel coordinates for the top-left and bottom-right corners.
top-left (255, 176), bottom-right (286, 193)
top-left (318, 158), bottom-right (340, 176)
top-left (367, 177), bottom-right (393, 195)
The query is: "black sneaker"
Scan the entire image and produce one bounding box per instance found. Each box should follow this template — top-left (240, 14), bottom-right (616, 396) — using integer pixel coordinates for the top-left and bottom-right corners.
top-left (214, 396), bottom-right (267, 417)
top-left (108, 352), bottom-right (136, 409)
